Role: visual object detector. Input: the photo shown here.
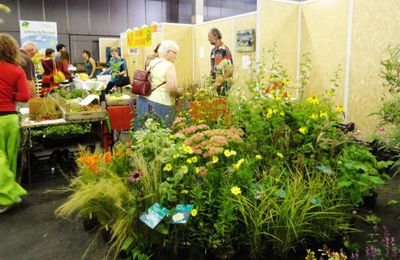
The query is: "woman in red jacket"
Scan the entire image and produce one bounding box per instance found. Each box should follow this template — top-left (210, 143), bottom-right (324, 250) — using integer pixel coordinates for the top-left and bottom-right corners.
top-left (0, 34), bottom-right (31, 213)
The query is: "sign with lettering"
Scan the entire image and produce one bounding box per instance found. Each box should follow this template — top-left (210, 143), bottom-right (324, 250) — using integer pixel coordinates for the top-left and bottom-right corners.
top-left (126, 27), bottom-right (152, 48)
top-left (20, 20), bottom-right (57, 54)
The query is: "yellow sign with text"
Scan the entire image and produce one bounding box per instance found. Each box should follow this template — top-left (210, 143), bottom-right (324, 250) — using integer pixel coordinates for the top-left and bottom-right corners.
top-left (127, 27), bottom-right (152, 48)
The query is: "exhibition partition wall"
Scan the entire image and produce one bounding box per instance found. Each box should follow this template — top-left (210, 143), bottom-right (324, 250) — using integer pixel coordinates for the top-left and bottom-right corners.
top-left (258, 1), bottom-right (298, 85)
top-left (300, 0), bottom-right (400, 135)
top-left (163, 24), bottom-right (194, 86)
top-left (192, 12), bottom-right (257, 86)
top-left (348, 0), bottom-right (400, 135)
top-left (300, 0), bottom-right (349, 121)
top-left (119, 0), bottom-right (400, 135)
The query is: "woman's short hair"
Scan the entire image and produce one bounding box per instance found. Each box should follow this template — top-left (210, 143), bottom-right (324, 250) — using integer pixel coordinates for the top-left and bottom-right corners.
top-left (45, 48), bottom-right (55, 57)
top-left (82, 50), bottom-right (91, 58)
top-left (110, 47), bottom-right (119, 53)
top-left (0, 34), bottom-right (22, 65)
top-left (210, 28), bottom-right (222, 40)
top-left (158, 40), bottom-right (180, 58)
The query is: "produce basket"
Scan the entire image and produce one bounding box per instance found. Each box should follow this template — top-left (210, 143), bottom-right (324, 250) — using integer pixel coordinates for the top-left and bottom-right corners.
top-left (28, 97), bottom-right (61, 121)
top-left (51, 93), bottom-right (106, 122)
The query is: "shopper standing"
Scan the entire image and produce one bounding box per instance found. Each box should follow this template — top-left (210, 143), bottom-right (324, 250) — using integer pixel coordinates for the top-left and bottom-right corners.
top-left (82, 50), bottom-right (97, 79)
top-left (208, 28), bottom-right (233, 96)
top-left (40, 48), bottom-right (58, 96)
top-left (57, 50), bottom-right (71, 81)
top-left (20, 41), bottom-right (38, 98)
top-left (0, 34), bottom-right (30, 213)
top-left (55, 43), bottom-right (66, 62)
top-left (100, 48), bottom-right (129, 94)
top-left (135, 40), bottom-right (182, 129)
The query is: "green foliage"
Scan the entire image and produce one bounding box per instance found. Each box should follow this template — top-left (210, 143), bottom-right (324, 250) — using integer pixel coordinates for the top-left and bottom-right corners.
top-left (31, 124), bottom-right (91, 137)
top-left (57, 88), bottom-right (87, 99)
top-left (376, 44), bottom-right (400, 149)
top-left (129, 119), bottom-right (174, 162)
top-left (299, 52), bottom-right (312, 100)
top-left (56, 49), bottom-right (393, 259)
top-left (380, 44), bottom-right (400, 95)
top-left (336, 144), bottom-right (390, 205)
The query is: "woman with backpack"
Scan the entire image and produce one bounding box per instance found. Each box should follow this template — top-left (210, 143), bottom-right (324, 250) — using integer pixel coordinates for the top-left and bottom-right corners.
top-left (134, 40), bottom-right (182, 129)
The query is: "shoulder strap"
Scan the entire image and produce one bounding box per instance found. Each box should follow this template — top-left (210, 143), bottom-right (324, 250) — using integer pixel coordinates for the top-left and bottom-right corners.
top-left (148, 60), bottom-right (164, 72)
top-left (148, 60), bottom-right (167, 92)
top-left (151, 81), bottom-right (166, 92)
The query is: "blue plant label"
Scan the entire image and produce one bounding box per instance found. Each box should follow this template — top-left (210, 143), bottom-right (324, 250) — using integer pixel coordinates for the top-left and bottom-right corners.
top-left (140, 203), bottom-right (170, 229)
top-left (170, 204), bottom-right (194, 224)
top-left (316, 163), bottom-right (335, 175)
top-left (275, 189), bottom-right (287, 198)
top-left (311, 198), bottom-right (321, 206)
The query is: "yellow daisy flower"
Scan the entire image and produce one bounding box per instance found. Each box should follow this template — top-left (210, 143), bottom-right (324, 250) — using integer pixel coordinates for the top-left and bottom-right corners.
top-left (212, 156), bottom-right (219, 164)
top-left (255, 155), bottom-right (262, 160)
top-left (191, 209), bottom-right (198, 217)
top-left (182, 145), bottom-right (193, 154)
top-left (163, 163), bottom-right (173, 172)
top-left (306, 96), bottom-right (320, 105)
top-left (234, 158), bottom-right (245, 170)
top-left (231, 186), bottom-right (242, 196)
top-left (310, 113), bottom-right (319, 120)
top-left (335, 106), bottom-right (344, 112)
top-left (299, 127), bottom-right (307, 135)
top-left (276, 152), bottom-right (283, 159)
top-left (320, 111), bottom-right (328, 118)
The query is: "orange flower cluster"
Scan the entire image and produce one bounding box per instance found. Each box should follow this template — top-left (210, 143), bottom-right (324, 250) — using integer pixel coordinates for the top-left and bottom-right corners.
top-left (103, 152), bottom-right (113, 164)
top-left (78, 155), bottom-right (99, 173)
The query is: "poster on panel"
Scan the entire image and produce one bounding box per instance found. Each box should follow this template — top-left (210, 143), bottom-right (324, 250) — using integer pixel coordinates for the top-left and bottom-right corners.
top-left (20, 20), bottom-right (57, 54)
top-left (236, 29), bottom-right (255, 52)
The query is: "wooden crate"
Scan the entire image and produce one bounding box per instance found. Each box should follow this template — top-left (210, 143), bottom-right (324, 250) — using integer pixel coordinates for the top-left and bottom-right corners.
top-left (51, 93), bottom-right (106, 122)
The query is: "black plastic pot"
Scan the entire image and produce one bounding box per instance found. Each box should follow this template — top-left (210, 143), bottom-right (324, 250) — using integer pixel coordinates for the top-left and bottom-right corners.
top-left (101, 229), bottom-right (112, 243)
top-left (210, 247), bottom-right (236, 260)
top-left (82, 217), bottom-right (99, 232)
top-left (117, 250), bottom-right (130, 259)
top-left (362, 191), bottom-right (378, 210)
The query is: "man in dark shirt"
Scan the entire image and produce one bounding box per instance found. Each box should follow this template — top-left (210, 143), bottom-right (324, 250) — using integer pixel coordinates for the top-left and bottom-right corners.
top-left (20, 41), bottom-right (38, 98)
top-left (208, 28), bottom-right (233, 96)
top-left (55, 43), bottom-right (66, 62)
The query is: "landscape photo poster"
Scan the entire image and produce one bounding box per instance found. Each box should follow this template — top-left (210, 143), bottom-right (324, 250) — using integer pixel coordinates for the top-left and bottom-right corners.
top-left (236, 29), bottom-right (255, 52)
top-left (20, 20), bottom-right (57, 54)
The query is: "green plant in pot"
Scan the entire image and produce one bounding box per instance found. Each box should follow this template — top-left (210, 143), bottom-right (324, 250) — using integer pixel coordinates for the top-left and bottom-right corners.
top-left (336, 143), bottom-right (392, 207)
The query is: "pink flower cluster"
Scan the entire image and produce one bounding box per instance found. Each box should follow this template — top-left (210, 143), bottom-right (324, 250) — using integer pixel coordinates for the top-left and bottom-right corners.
top-left (182, 128), bottom-right (245, 158)
top-left (177, 124), bottom-right (210, 135)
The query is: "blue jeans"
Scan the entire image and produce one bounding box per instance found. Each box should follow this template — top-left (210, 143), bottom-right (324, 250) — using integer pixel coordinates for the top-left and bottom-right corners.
top-left (134, 96), bottom-right (174, 130)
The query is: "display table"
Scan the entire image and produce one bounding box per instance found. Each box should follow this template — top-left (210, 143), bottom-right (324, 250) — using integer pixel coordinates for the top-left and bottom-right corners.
top-left (20, 117), bottom-right (105, 185)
